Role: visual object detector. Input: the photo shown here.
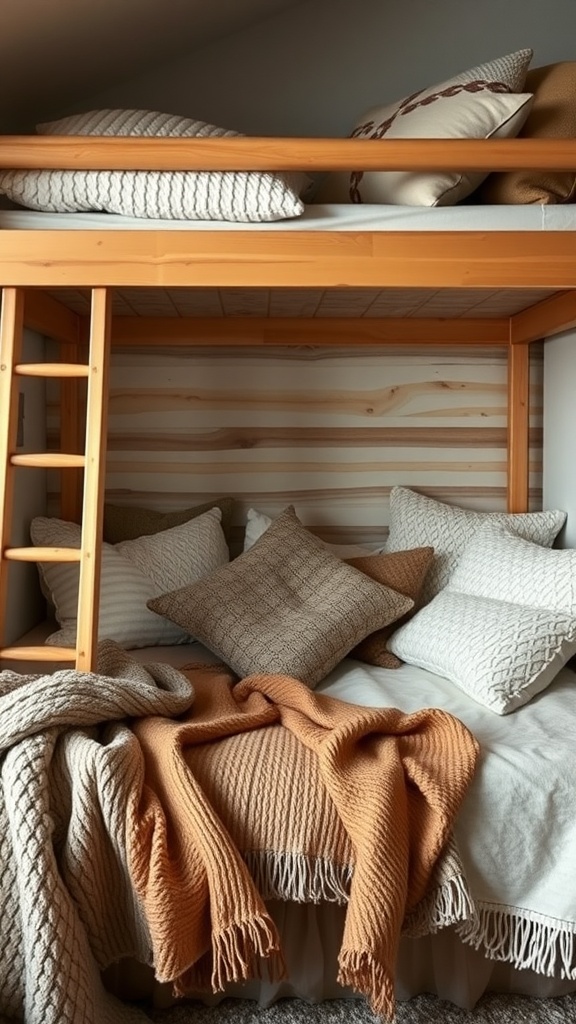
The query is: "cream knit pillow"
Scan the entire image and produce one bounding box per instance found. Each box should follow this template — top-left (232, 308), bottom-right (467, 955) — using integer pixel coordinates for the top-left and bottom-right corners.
top-left (0, 109), bottom-right (306, 223)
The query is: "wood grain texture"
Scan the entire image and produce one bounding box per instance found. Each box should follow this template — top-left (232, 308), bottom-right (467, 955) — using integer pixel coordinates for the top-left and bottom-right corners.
top-left (45, 344), bottom-right (544, 544)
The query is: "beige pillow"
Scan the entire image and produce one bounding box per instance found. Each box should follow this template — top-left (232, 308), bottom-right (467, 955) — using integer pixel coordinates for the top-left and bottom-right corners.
top-left (476, 62), bottom-right (576, 204)
top-left (31, 508), bottom-right (229, 649)
top-left (317, 49), bottom-right (533, 207)
top-left (346, 547), bottom-right (434, 668)
top-left (148, 505), bottom-right (412, 687)
top-left (104, 497), bottom-right (235, 546)
top-left (0, 109), bottom-right (306, 223)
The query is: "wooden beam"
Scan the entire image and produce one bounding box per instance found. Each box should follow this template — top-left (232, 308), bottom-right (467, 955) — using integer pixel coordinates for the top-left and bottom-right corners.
top-left (23, 290), bottom-right (81, 347)
top-left (511, 290), bottom-right (576, 344)
top-left (1, 231), bottom-right (575, 289)
top-left (507, 340), bottom-right (530, 513)
top-left (1, 137), bottom-right (576, 172)
top-left (111, 315), bottom-right (510, 347)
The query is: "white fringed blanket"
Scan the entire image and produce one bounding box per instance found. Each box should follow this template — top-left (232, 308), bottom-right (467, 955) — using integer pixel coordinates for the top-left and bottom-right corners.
top-left (0, 641), bottom-right (195, 1024)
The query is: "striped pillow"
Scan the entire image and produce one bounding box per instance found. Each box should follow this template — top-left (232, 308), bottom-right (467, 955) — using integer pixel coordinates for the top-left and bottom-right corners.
top-left (31, 508), bottom-right (229, 649)
top-left (0, 109), bottom-right (306, 223)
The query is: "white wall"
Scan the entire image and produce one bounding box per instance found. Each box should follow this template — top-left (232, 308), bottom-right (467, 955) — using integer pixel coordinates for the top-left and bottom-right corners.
top-left (84, 0), bottom-right (576, 135)
top-left (543, 331), bottom-right (576, 549)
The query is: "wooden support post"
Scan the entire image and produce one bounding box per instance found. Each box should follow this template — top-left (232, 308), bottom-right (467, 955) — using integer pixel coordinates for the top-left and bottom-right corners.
top-left (507, 339), bottom-right (530, 513)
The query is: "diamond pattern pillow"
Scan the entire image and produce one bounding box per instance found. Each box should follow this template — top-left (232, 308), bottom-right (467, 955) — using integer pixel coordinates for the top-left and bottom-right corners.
top-left (148, 505), bottom-right (413, 687)
top-left (388, 524), bottom-right (576, 714)
top-left (31, 507), bottom-right (229, 649)
top-left (317, 49), bottom-right (533, 207)
top-left (0, 109), bottom-right (306, 222)
top-left (385, 486), bottom-right (566, 603)
top-left (345, 547), bottom-right (434, 668)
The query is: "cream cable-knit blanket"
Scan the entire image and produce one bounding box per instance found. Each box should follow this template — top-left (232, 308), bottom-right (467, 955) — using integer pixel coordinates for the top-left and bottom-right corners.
top-left (128, 664), bottom-right (480, 1020)
top-left (0, 641), bottom-right (196, 1024)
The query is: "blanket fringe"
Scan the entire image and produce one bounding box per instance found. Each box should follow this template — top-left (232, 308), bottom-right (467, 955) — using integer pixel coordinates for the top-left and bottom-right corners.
top-left (456, 904), bottom-right (576, 981)
top-left (211, 914), bottom-right (287, 992)
top-left (337, 950), bottom-right (395, 1022)
top-left (244, 850), bottom-right (352, 904)
top-left (402, 870), bottom-right (475, 938)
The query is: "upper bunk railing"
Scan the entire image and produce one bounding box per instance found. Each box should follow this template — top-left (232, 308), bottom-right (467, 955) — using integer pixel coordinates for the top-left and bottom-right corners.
top-left (0, 135), bottom-right (575, 172)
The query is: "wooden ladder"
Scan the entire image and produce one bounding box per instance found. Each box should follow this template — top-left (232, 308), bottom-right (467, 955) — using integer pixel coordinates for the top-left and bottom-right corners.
top-left (0, 287), bottom-right (112, 672)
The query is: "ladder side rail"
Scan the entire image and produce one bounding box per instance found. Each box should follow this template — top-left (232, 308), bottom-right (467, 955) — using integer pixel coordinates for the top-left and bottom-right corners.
top-left (75, 288), bottom-right (112, 672)
top-left (60, 341), bottom-right (86, 524)
top-left (0, 288), bottom-right (25, 647)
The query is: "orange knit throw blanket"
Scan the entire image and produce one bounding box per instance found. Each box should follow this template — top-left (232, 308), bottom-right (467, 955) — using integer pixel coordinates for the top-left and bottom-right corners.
top-left (127, 665), bottom-right (479, 1019)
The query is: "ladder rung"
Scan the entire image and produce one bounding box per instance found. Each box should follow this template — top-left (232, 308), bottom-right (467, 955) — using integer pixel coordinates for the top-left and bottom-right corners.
top-left (0, 645), bottom-right (76, 662)
top-left (4, 547), bottom-right (81, 562)
top-left (15, 363), bottom-right (90, 378)
top-left (10, 453), bottom-right (86, 469)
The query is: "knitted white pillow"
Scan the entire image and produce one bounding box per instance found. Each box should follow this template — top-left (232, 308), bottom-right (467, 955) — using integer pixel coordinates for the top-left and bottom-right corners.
top-left (0, 109), bottom-right (306, 223)
top-left (317, 49), bottom-right (534, 206)
top-left (385, 486), bottom-right (566, 603)
top-left (388, 524), bottom-right (576, 714)
top-left (31, 507), bottom-right (229, 649)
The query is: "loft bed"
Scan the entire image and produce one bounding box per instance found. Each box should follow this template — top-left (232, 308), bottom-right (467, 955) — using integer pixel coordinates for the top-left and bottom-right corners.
top-left (0, 130), bottom-right (576, 1024)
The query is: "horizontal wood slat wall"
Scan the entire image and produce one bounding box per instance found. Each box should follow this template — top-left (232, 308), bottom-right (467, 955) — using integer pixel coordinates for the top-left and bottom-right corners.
top-left (48, 343), bottom-right (544, 551)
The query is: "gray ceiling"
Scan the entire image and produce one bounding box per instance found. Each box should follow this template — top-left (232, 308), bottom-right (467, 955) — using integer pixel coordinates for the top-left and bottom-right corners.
top-left (0, 0), bottom-right (307, 131)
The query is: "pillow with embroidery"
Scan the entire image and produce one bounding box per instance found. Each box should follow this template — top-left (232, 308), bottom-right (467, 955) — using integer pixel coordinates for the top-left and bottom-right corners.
top-left (317, 49), bottom-right (533, 207)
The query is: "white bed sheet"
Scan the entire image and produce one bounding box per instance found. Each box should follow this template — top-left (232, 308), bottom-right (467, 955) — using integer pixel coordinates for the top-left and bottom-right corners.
top-left (1, 203), bottom-right (576, 231)
top-left (122, 639), bottom-right (576, 980)
top-left (117, 641), bottom-right (576, 1007)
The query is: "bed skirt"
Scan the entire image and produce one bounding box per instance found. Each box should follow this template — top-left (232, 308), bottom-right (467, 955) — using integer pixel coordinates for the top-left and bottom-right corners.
top-left (104, 900), bottom-right (576, 1012)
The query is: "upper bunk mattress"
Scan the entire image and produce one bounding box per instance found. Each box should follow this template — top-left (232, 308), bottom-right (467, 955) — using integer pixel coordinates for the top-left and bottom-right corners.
top-left (1, 203), bottom-right (575, 231)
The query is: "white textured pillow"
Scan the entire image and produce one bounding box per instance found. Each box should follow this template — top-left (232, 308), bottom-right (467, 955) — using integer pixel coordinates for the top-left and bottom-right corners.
top-left (0, 109), bottom-right (306, 223)
top-left (31, 507), bottom-right (229, 649)
top-left (385, 486), bottom-right (566, 603)
top-left (243, 507), bottom-right (377, 558)
top-left (318, 49), bottom-right (533, 206)
top-left (388, 525), bottom-right (576, 714)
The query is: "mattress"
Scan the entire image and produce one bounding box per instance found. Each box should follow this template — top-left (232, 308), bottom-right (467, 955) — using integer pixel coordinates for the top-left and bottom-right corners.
top-left (6, 627), bottom-right (576, 1007)
top-left (1, 203), bottom-right (576, 232)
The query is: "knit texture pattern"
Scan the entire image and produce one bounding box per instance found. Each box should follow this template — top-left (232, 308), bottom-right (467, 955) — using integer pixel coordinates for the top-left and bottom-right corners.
top-left (128, 664), bottom-right (479, 1020)
top-left (0, 640), bottom-right (196, 1024)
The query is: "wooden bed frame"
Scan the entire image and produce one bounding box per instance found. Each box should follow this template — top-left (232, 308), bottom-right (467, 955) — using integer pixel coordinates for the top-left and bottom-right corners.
top-left (1, 135), bottom-right (576, 672)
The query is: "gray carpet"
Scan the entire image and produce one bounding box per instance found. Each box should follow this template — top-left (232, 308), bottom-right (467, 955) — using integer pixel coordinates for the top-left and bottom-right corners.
top-left (146, 992), bottom-right (576, 1023)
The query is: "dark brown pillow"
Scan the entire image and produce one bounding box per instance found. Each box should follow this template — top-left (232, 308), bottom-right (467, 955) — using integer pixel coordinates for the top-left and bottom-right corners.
top-left (345, 547), bottom-right (434, 668)
top-left (476, 62), bottom-right (576, 204)
top-left (103, 497), bottom-right (235, 546)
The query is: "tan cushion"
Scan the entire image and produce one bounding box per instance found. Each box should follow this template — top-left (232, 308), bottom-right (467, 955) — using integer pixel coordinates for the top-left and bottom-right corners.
top-left (477, 62), bottom-right (576, 204)
top-left (316, 49), bottom-right (533, 207)
top-left (346, 547), bottom-right (434, 668)
top-left (103, 497), bottom-right (235, 546)
top-left (147, 505), bottom-right (413, 688)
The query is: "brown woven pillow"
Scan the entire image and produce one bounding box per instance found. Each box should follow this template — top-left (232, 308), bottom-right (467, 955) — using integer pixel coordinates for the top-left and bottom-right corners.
top-left (103, 497), bottom-right (235, 546)
top-left (476, 62), bottom-right (576, 204)
top-left (148, 505), bottom-right (413, 688)
top-left (346, 548), bottom-right (434, 668)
